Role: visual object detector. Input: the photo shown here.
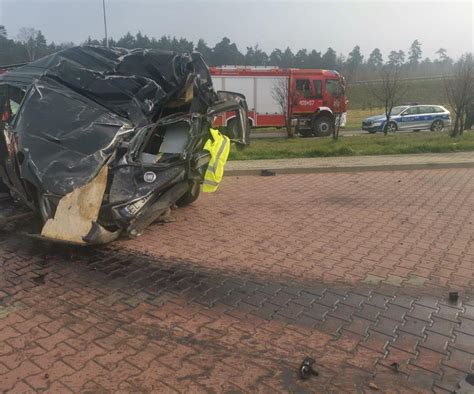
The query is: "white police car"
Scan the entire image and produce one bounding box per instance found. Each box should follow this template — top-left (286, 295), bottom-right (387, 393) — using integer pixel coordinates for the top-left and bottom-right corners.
top-left (362, 105), bottom-right (451, 133)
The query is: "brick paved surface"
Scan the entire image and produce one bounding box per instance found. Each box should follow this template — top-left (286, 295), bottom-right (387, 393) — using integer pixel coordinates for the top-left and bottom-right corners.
top-left (1, 168), bottom-right (474, 392)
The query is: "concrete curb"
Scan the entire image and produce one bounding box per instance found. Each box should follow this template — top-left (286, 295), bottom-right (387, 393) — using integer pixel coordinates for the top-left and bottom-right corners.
top-left (226, 161), bottom-right (474, 176)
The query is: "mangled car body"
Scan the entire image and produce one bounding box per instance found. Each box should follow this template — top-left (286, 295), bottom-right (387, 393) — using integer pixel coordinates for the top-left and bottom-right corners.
top-left (0, 46), bottom-right (248, 244)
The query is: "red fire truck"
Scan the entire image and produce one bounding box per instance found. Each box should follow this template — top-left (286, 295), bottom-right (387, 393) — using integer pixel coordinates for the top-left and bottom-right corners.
top-left (210, 66), bottom-right (348, 137)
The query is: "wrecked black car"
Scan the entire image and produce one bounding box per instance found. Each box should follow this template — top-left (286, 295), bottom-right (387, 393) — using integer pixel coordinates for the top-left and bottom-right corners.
top-left (0, 46), bottom-right (248, 245)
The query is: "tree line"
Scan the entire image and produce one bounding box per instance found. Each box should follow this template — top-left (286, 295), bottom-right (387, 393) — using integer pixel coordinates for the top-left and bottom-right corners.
top-left (0, 26), bottom-right (458, 81)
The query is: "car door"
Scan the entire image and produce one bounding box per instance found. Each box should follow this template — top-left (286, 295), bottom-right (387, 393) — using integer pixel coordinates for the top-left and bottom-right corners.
top-left (417, 106), bottom-right (434, 129)
top-left (399, 106), bottom-right (420, 130)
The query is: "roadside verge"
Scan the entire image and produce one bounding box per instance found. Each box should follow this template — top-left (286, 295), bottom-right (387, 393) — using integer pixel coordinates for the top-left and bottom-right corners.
top-left (226, 152), bottom-right (474, 175)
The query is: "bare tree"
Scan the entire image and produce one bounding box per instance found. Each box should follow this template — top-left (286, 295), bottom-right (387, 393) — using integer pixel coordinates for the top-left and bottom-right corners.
top-left (333, 113), bottom-right (343, 140)
top-left (369, 65), bottom-right (407, 135)
top-left (17, 27), bottom-right (39, 61)
top-left (271, 78), bottom-right (295, 138)
top-left (332, 76), bottom-right (347, 140)
top-left (444, 53), bottom-right (474, 136)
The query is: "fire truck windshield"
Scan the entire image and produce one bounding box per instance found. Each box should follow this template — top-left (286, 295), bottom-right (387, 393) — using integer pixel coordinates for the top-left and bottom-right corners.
top-left (325, 79), bottom-right (342, 97)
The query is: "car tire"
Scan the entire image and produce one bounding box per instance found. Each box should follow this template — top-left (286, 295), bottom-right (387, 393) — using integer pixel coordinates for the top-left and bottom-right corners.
top-left (386, 121), bottom-right (397, 133)
top-left (176, 181), bottom-right (200, 207)
top-left (312, 116), bottom-right (334, 137)
top-left (367, 129), bottom-right (377, 134)
top-left (430, 120), bottom-right (444, 132)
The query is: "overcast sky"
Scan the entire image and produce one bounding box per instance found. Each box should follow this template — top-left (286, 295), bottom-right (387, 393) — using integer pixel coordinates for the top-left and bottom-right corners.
top-left (1, 0), bottom-right (472, 59)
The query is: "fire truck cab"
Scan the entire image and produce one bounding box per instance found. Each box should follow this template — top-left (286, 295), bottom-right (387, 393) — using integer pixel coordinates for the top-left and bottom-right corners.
top-left (210, 66), bottom-right (348, 137)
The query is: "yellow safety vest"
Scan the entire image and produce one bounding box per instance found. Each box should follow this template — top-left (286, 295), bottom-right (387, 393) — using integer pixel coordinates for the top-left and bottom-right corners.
top-left (203, 128), bottom-right (230, 193)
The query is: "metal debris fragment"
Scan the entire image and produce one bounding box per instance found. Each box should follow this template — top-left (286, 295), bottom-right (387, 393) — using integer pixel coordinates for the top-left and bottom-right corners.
top-left (299, 356), bottom-right (318, 380)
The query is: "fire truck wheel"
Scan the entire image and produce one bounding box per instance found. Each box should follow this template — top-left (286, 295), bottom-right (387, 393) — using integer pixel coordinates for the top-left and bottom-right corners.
top-left (312, 116), bottom-right (334, 137)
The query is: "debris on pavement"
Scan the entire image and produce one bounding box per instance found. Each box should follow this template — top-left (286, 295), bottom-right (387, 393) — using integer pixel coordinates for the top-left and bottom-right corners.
top-left (449, 291), bottom-right (459, 302)
top-left (368, 382), bottom-right (380, 391)
top-left (299, 356), bottom-right (318, 379)
top-left (0, 46), bottom-right (249, 244)
top-left (261, 169), bottom-right (276, 176)
top-left (389, 362), bottom-right (400, 372)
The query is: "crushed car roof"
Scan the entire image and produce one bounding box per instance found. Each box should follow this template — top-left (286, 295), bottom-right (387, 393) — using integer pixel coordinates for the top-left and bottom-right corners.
top-left (0, 46), bottom-right (217, 195)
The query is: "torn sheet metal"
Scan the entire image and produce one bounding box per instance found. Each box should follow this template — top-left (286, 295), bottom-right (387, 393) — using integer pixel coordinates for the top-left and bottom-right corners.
top-left (41, 166), bottom-right (108, 244)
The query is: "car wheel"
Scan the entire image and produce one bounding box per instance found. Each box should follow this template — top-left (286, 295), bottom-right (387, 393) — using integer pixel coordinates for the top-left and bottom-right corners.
top-left (431, 120), bottom-right (444, 132)
top-left (176, 181), bottom-right (200, 207)
top-left (312, 116), bottom-right (334, 137)
top-left (367, 129), bottom-right (377, 134)
top-left (386, 121), bottom-right (397, 133)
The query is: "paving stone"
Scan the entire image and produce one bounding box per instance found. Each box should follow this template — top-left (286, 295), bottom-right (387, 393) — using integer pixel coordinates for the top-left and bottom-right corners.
top-left (316, 291), bottom-right (341, 308)
top-left (267, 291), bottom-right (293, 307)
top-left (435, 304), bottom-right (462, 323)
top-left (451, 331), bottom-right (474, 353)
top-left (362, 275), bottom-right (384, 285)
top-left (366, 293), bottom-right (393, 309)
top-left (220, 292), bottom-right (243, 307)
top-left (391, 332), bottom-right (422, 354)
top-left (383, 275), bottom-right (405, 287)
top-left (406, 365), bottom-right (439, 389)
top-left (390, 296), bottom-right (415, 310)
top-left (259, 283), bottom-right (283, 296)
top-left (407, 304), bottom-right (436, 322)
top-left (399, 316), bottom-right (429, 337)
top-left (419, 331), bottom-right (451, 355)
top-left (462, 304), bottom-right (474, 321)
top-left (457, 317), bottom-right (474, 336)
top-left (243, 291), bottom-right (268, 307)
top-left (328, 304), bottom-right (358, 322)
top-left (341, 292), bottom-right (367, 308)
top-left (442, 349), bottom-right (474, 373)
top-left (354, 304), bottom-right (382, 322)
top-left (291, 291), bottom-right (318, 307)
top-left (361, 330), bottom-right (393, 354)
top-left (412, 347), bottom-right (444, 374)
top-left (428, 316), bottom-right (460, 337)
top-left (275, 302), bottom-right (304, 320)
top-left (414, 296), bottom-right (439, 310)
top-left (435, 365), bottom-right (470, 393)
top-left (381, 303), bottom-right (409, 322)
top-left (372, 316), bottom-right (400, 337)
top-left (404, 275), bottom-right (427, 287)
top-left (250, 303), bottom-right (278, 321)
top-left (303, 303), bottom-right (330, 321)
